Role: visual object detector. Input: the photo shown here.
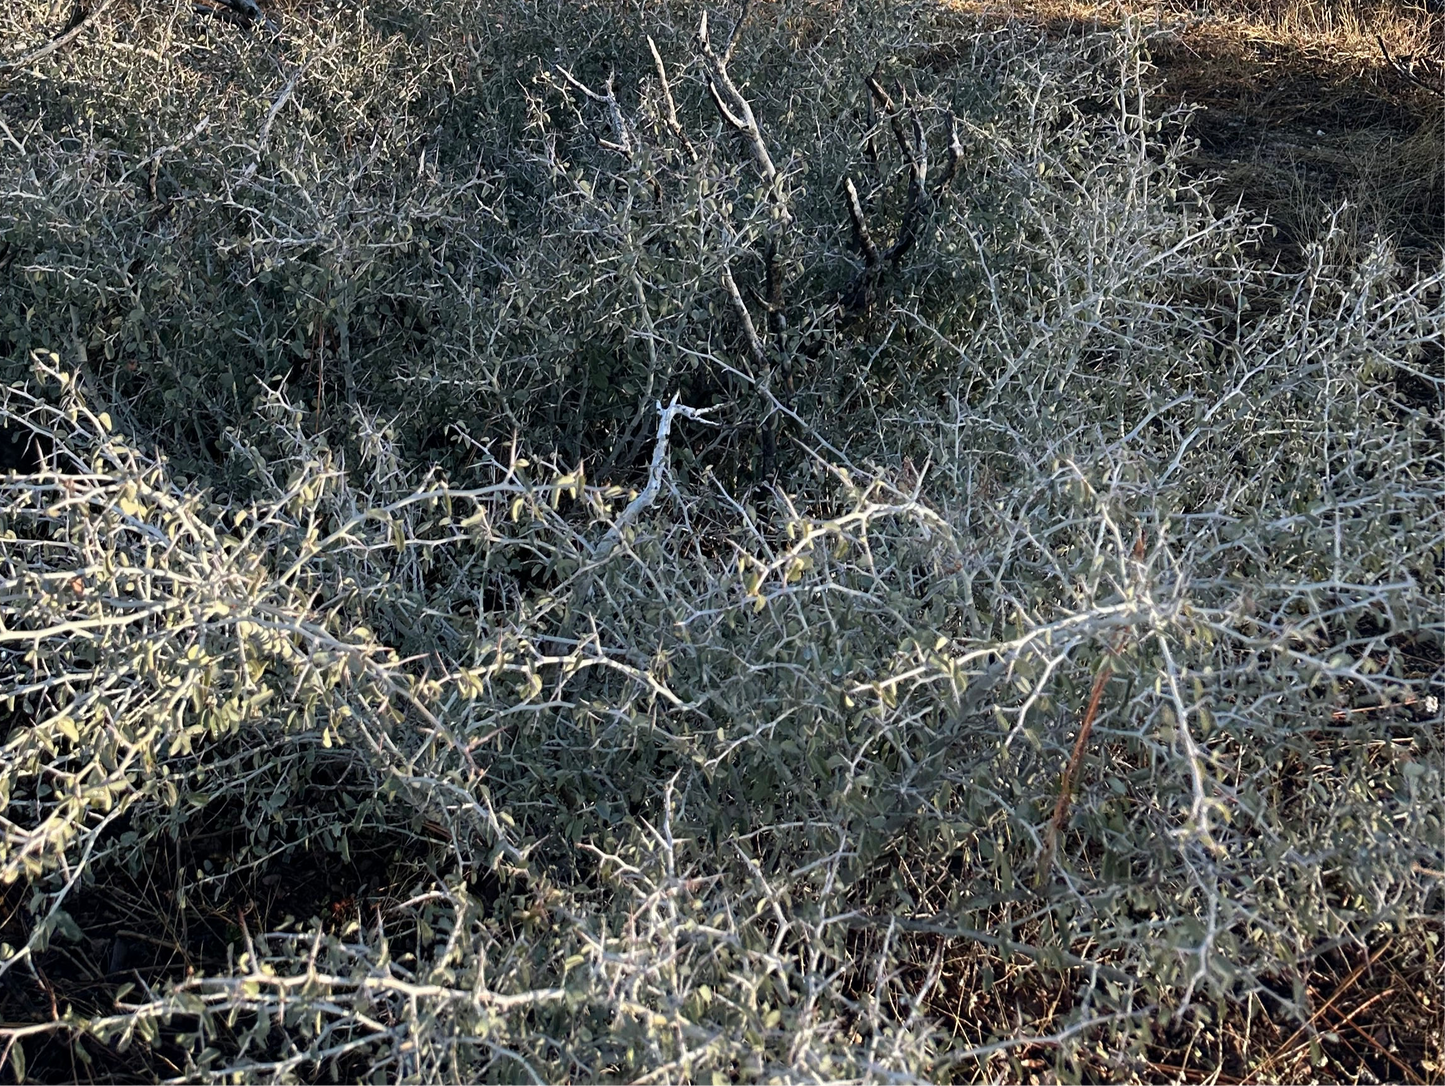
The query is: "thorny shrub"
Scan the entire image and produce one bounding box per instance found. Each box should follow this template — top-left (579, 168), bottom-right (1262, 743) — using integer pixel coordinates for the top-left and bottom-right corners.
top-left (0, 0), bottom-right (1442, 1080)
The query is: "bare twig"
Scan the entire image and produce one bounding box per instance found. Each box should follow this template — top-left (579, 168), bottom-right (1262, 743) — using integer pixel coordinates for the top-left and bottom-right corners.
top-left (0, 117), bottom-right (27, 157)
top-left (697, 8), bottom-right (782, 197)
top-left (721, 262), bottom-right (768, 373)
top-left (116, 115), bottom-right (212, 188)
top-left (239, 61), bottom-right (311, 183)
top-left (1377, 34), bottom-right (1443, 97)
top-left (647, 36), bottom-right (697, 163)
top-left (593, 395), bottom-right (717, 560)
top-left (933, 110), bottom-right (964, 197)
top-left (844, 178), bottom-right (880, 268)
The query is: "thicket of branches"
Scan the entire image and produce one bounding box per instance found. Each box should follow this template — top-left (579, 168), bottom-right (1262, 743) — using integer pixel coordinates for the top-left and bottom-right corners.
top-left (0, 0), bottom-right (1441, 1080)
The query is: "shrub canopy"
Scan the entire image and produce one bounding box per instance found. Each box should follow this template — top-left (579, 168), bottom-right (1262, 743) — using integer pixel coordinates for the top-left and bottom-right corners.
top-left (0, 0), bottom-right (1442, 1080)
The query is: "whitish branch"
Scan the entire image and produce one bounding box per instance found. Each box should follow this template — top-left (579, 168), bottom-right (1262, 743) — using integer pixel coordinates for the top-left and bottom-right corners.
top-left (593, 395), bottom-right (716, 560)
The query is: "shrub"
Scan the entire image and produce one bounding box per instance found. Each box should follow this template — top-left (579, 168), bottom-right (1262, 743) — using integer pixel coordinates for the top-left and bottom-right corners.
top-left (0, 0), bottom-right (1441, 1080)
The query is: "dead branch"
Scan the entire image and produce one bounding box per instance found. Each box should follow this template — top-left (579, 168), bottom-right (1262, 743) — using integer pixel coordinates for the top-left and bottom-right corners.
top-left (884, 112), bottom-right (930, 265)
top-left (865, 73), bottom-right (912, 162)
top-left (844, 79), bottom-right (951, 308)
top-left (697, 8), bottom-right (782, 201)
top-left (1377, 34), bottom-right (1443, 97)
top-left (698, 3), bottom-right (795, 478)
top-left (721, 263), bottom-right (768, 374)
top-left (594, 395), bottom-right (717, 560)
top-left (555, 67), bottom-right (635, 157)
top-left (647, 36), bottom-right (697, 163)
top-left (844, 177), bottom-right (880, 268)
top-left (933, 111), bottom-right (964, 198)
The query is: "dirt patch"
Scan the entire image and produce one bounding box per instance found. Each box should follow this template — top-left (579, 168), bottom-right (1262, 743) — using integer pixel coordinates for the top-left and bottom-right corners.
top-left (946, 0), bottom-right (1445, 267)
top-left (1151, 30), bottom-right (1443, 267)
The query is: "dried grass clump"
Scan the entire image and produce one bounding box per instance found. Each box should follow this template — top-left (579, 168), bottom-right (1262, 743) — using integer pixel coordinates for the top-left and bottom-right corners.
top-left (0, 0), bottom-right (1442, 1081)
top-left (947, 0), bottom-right (1442, 64)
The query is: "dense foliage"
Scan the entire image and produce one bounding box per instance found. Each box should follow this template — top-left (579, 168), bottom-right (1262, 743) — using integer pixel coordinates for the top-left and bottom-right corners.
top-left (1, 0), bottom-right (1441, 1080)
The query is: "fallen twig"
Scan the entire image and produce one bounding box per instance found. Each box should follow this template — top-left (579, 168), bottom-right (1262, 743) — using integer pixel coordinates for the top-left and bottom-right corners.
top-left (1254, 941), bottom-right (1394, 1079)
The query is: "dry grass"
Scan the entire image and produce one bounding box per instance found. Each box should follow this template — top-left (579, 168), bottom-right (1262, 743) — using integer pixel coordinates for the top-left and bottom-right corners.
top-left (943, 0), bottom-right (1443, 268)
top-left (947, 0), bottom-right (1442, 61)
top-left (1197, 0), bottom-right (1439, 61)
top-left (916, 930), bottom-right (1445, 1082)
